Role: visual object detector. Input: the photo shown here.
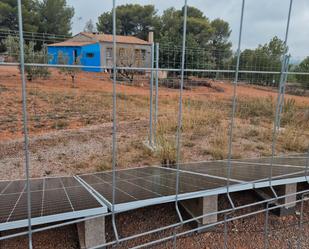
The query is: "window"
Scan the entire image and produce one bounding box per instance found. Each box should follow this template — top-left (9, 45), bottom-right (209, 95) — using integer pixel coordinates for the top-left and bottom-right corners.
top-left (119, 48), bottom-right (125, 58)
top-left (141, 50), bottom-right (146, 60)
top-left (106, 48), bottom-right (112, 58)
top-left (86, 53), bottom-right (94, 58)
top-left (135, 49), bottom-right (146, 61)
top-left (134, 49), bottom-right (141, 60)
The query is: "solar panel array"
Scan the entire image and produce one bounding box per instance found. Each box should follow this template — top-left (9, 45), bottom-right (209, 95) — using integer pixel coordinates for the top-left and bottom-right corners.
top-left (78, 167), bottom-right (239, 206)
top-left (77, 155), bottom-right (308, 211)
top-left (0, 177), bottom-right (107, 231)
top-left (0, 155), bottom-right (308, 231)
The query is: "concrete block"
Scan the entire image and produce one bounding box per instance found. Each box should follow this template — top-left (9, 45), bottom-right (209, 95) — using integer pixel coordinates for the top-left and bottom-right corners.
top-left (275, 183), bottom-right (297, 209)
top-left (77, 216), bottom-right (105, 249)
top-left (180, 195), bottom-right (218, 226)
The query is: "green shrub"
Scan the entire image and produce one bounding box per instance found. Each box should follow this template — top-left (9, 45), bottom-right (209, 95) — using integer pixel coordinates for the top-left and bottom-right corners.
top-left (4, 36), bottom-right (50, 80)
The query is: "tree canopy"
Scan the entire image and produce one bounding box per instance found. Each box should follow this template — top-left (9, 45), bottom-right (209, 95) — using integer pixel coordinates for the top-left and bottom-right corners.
top-left (96, 5), bottom-right (231, 50)
top-left (235, 36), bottom-right (287, 85)
top-left (295, 57), bottom-right (309, 89)
top-left (37, 0), bottom-right (74, 36)
top-left (97, 4), bottom-right (160, 41)
top-left (0, 0), bottom-right (74, 35)
top-left (96, 5), bottom-right (233, 72)
top-left (0, 0), bottom-right (40, 32)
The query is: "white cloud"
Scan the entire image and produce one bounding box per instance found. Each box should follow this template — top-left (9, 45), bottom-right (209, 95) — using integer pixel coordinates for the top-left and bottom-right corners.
top-left (67, 0), bottom-right (309, 58)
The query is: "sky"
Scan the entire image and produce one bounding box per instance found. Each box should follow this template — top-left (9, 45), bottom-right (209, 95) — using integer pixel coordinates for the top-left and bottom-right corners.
top-left (67, 0), bottom-right (309, 59)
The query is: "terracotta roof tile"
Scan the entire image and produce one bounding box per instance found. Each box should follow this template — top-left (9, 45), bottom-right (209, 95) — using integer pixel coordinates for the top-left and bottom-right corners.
top-left (80, 32), bottom-right (151, 45)
top-left (47, 41), bottom-right (97, 47)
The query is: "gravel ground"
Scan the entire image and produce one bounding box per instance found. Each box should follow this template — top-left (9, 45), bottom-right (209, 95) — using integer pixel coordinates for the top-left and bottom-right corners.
top-left (0, 120), bottom-right (152, 180)
top-left (103, 189), bottom-right (309, 249)
top-left (0, 225), bottom-right (79, 249)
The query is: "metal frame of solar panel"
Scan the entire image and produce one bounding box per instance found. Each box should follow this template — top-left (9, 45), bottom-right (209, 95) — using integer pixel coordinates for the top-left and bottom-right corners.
top-left (77, 155), bottom-right (308, 212)
top-left (0, 176), bottom-right (107, 232)
top-left (77, 166), bottom-right (251, 212)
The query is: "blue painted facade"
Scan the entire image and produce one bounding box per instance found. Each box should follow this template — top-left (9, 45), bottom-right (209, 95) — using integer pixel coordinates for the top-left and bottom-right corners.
top-left (47, 43), bottom-right (101, 72)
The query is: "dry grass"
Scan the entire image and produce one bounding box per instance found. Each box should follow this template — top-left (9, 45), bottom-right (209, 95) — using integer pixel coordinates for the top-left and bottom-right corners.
top-left (0, 67), bottom-right (308, 174)
top-left (203, 124), bottom-right (229, 160)
top-left (156, 118), bottom-right (177, 166)
top-left (279, 126), bottom-right (308, 152)
top-left (237, 96), bottom-right (274, 120)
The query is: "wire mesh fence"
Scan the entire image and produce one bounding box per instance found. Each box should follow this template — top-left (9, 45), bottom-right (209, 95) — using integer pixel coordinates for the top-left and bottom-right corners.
top-left (0, 0), bottom-right (309, 248)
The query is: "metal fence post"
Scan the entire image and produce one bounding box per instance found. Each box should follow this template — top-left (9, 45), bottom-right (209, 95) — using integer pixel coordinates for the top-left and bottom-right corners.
top-left (149, 43), bottom-right (155, 147)
top-left (112, 0), bottom-right (119, 242)
top-left (17, 0), bottom-right (32, 248)
top-left (226, 0), bottom-right (246, 210)
top-left (174, 3), bottom-right (188, 247)
top-left (154, 43), bottom-right (160, 145)
top-left (269, 0), bottom-right (293, 196)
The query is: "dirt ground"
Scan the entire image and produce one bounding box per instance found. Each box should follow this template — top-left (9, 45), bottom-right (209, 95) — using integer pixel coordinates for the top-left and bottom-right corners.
top-left (0, 66), bottom-right (308, 141)
top-left (0, 66), bottom-right (308, 248)
top-left (0, 66), bottom-right (308, 180)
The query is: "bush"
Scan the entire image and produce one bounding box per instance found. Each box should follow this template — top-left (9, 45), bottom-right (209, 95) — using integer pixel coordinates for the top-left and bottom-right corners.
top-left (4, 36), bottom-right (50, 80)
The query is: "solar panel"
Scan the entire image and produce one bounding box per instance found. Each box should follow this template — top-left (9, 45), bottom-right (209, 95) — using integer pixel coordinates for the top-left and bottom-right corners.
top-left (236, 157), bottom-right (308, 167)
top-left (0, 176), bottom-right (107, 232)
top-left (77, 167), bottom-right (243, 212)
top-left (0, 181), bottom-right (10, 193)
top-left (177, 161), bottom-right (307, 183)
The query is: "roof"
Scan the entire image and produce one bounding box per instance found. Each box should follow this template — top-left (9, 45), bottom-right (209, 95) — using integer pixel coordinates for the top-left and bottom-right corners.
top-left (47, 40), bottom-right (97, 47)
top-left (80, 32), bottom-right (151, 45)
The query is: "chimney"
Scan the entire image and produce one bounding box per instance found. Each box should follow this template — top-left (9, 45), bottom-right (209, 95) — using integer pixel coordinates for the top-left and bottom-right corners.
top-left (148, 30), bottom-right (154, 43)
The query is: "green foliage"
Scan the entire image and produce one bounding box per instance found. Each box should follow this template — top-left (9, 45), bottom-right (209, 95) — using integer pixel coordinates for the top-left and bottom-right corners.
top-left (294, 56), bottom-right (309, 89)
top-left (0, 0), bottom-right (40, 31)
top-left (159, 7), bottom-right (231, 74)
top-left (0, 0), bottom-right (74, 52)
top-left (0, 0), bottom-right (73, 37)
top-left (210, 19), bottom-right (232, 68)
top-left (97, 4), bottom-right (160, 41)
top-left (96, 5), bottom-right (232, 73)
top-left (4, 35), bottom-right (50, 80)
top-left (231, 36), bottom-right (287, 85)
top-left (38, 0), bottom-right (74, 36)
top-left (0, 0), bottom-right (40, 51)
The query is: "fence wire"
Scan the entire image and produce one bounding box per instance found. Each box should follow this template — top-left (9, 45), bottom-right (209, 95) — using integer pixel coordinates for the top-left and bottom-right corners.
top-left (0, 0), bottom-right (308, 249)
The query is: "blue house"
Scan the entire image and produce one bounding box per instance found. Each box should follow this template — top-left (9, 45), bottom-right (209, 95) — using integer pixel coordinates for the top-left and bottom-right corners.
top-left (47, 32), bottom-right (152, 73)
top-left (47, 41), bottom-right (102, 72)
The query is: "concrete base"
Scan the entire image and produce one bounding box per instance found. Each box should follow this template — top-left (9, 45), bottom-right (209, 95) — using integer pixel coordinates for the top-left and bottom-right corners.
top-left (77, 217), bottom-right (105, 249)
top-left (275, 183), bottom-right (297, 209)
top-left (180, 195), bottom-right (218, 227)
top-left (258, 183), bottom-right (297, 216)
top-left (142, 140), bottom-right (156, 152)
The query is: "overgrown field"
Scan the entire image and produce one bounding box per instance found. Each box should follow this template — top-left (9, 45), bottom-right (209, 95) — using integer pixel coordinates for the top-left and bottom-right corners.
top-left (0, 66), bottom-right (308, 179)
